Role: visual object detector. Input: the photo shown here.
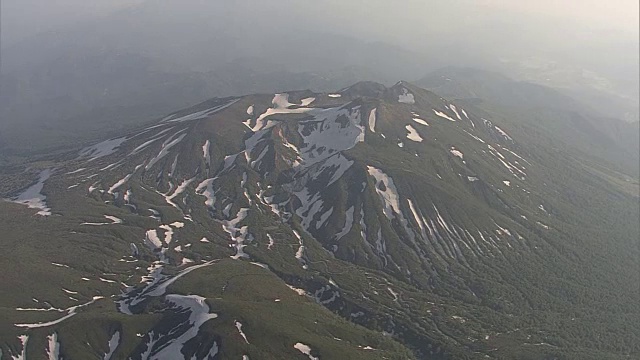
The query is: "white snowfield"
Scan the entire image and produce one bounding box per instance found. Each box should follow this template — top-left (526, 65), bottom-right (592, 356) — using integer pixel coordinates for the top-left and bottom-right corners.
top-left (294, 342), bottom-right (319, 360)
top-left (367, 166), bottom-right (401, 219)
top-left (118, 260), bottom-right (218, 314)
top-left (222, 208), bottom-right (251, 260)
top-left (11, 334), bottom-right (28, 360)
top-left (235, 320), bottom-right (250, 344)
top-left (297, 105), bottom-right (364, 166)
top-left (405, 124), bottom-right (423, 142)
top-left (412, 117), bottom-right (429, 126)
top-left (79, 137), bottom-right (127, 161)
top-left (9, 169), bottom-right (52, 216)
top-left (149, 294), bottom-right (218, 359)
top-left (145, 132), bottom-right (187, 171)
top-left (202, 139), bottom-right (211, 169)
top-left (81, 215), bottom-right (123, 226)
top-left (398, 87), bottom-right (415, 104)
top-left (537, 222), bottom-right (551, 229)
top-left (494, 125), bottom-right (513, 142)
top-left (249, 93), bottom-right (316, 131)
top-left (195, 177), bottom-right (217, 210)
top-left (300, 97), bottom-right (316, 107)
top-left (293, 230), bottom-right (309, 269)
top-left (450, 148), bottom-right (464, 160)
top-left (107, 163), bottom-right (143, 195)
top-left (103, 331), bottom-right (120, 360)
top-left (145, 230), bottom-right (163, 249)
top-left (449, 104), bottom-right (463, 120)
top-left (433, 109), bottom-right (456, 122)
top-left (287, 284), bottom-right (307, 296)
top-left (334, 206), bottom-right (355, 242)
top-left (47, 332), bottom-right (62, 360)
top-left (368, 108), bottom-right (377, 132)
top-left (162, 99), bottom-right (239, 123)
top-left (15, 296), bottom-right (105, 329)
top-left (164, 177), bottom-right (196, 211)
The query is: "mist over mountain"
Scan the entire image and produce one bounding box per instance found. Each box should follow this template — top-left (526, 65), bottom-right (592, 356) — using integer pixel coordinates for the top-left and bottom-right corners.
top-left (1, 0), bottom-right (638, 153)
top-left (0, 1), bottom-right (638, 359)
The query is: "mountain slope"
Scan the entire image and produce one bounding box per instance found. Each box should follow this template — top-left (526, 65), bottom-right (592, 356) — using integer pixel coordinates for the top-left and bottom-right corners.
top-left (1, 82), bottom-right (638, 359)
top-left (417, 67), bottom-right (640, 177)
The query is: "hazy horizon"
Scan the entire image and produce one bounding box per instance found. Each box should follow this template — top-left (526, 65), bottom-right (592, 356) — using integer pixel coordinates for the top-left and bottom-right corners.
top-left (0, 0), bottom-right (638, 153)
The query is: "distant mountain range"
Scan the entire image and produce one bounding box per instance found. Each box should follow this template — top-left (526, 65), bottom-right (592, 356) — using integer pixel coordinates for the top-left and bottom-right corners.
top-left (417, 67), bottom-right (639, 177)
top-left (2, 1), bottom-right (637, 157)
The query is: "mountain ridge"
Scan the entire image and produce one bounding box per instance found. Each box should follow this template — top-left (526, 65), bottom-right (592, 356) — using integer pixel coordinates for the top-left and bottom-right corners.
top-left (1, 81), bottom-right (638, 359)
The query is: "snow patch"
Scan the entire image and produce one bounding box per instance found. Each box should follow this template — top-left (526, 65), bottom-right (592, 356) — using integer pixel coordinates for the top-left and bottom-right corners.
top-left (103, 331), bottom-right (120, 360)
top-left (79, 137), bottom-right (127, 161)
top-left (47, 333), bottom-right (61, 360)
top-left (368, 108), bottom-right (377, 133)
top-left (412, 118), bottom-right (429, 126)
top-left (398, 88), bottom-right (415, 104)
top-left (163, 99), bottom-right (238, 123)
top-left (235, 321), bottom-right (250, 344)
top-left (494, 126), bottom-right (513, 142)
top-left (537, 222), bottom-right (550, 229)
top-left (433, 109), bottom-right (456, 121)
top-left (15, 296), bottom-right (104, 329)
top-left (12, 334), bottom-right (29, 360)
top-left (367, 166), bottom-right (401, 219)
top-left (9, 169), bottom-right (52, 216)
top-left (449, 104), bottom-right (463, 120)
top-left (293, 230), bottom-right (308, 269)
top-left (450, 148), bottom-right (464, 160)
top-left (145, 132), bottom-right (187, 171)
top-left (202, 140), bottom-right (211, 168)
top-left (267, 234), bottom-right (275, 250)
top-left (222, 208), bottom-right (251, 259)
top-left (334, 207), bottom-right (355, 241)
top-left (107, 164), bottom-right (143, 194)
top-left (147, 295), bottom-right (218, 359)
top-left (287, 285), bottom-right (307, 296)
top-left (405, 125), bottom-right (423, 142)
top-left (294, 343), bottom-right (319, 360)
top-left (81, 215), bottom-right (123, 226)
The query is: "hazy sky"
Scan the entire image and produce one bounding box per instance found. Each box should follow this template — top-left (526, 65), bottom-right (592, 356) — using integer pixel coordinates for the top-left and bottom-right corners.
top-left (1, 0), bottom-right (637, 98)
top-left (2, 0), bottom-right (638, 47)
top-left (1, 0), bottom-right (144, 45)
top-left (0, 0), bottom-right (637, 137)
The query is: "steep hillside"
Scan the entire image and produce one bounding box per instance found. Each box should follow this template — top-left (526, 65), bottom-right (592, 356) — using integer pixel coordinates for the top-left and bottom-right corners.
top-left (1, 82), bottom-right (638, 359)
top-left (417, 67), bottom-right (640, 177)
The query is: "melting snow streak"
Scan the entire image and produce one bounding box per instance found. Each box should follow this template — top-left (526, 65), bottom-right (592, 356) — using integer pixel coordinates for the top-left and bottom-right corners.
top-left (9, 169), bottom-right (52, 216)
top-left (294, 343), bottom-right (319, 360)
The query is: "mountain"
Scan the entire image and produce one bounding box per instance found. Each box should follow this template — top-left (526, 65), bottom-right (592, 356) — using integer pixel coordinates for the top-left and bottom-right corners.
top-left (417, 67), bottom-right (640, 177)
top-left (0, 49), bottom-right (385, 154)
top-left (0, 0), bottom-right (440, 155)
top-left (417, 67), bottom-right (588, 112)
top-left (1, 82), bottom-right (638, 359)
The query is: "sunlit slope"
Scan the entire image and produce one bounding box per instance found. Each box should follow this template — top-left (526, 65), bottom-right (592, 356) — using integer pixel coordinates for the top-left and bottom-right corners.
top-left (1, 81), bottom-right (637, 359)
